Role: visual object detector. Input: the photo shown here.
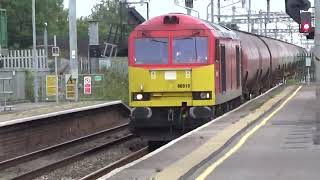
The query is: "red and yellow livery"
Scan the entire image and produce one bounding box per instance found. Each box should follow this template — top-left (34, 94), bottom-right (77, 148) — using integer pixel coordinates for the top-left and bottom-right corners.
top-left (128, 13), bottom-right (305, 141)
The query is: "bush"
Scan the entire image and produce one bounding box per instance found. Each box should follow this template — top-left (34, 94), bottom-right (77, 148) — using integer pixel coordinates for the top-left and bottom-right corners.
top-left (102, 69), bottom-right (128, 104)
top-left (25, 70), bottom-right (34, 101)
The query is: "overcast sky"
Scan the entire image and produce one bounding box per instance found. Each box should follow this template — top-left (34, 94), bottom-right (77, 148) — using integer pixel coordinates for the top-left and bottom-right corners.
top-left (63, 0), bottom-right (314, 46)
top-left (64, 0), bottom-right (290, 19)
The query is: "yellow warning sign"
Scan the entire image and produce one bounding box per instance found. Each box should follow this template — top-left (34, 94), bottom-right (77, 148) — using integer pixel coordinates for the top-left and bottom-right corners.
top-left (66, 77), bottom-right (75, 100)
top-left (46, 75), bottom-right (57, 96)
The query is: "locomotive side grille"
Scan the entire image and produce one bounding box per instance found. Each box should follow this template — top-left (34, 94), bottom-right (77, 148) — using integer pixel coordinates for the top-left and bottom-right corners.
top-left (220, 45), bottom-right (227, 92)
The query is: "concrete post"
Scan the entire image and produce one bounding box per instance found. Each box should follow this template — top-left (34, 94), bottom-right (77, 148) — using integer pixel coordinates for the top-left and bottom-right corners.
top-left (232, 6), bottom-right (236, 22)
top-left (259, 10), bottom-right (263, 35)
top-left (248, 0), bottom-right (251, 32)
top-left (217, 0), bottom-right (221, 23)
top-left (69, 0), bottom-right (79, 102)
top-left (265, 0), bottom-right (270, 36)
top-left (187, 9), bottom-right (191, 15)
top-left (89, 21), bottom-right (99, 74)
top-left (32, 0), bottom-right (39, 103)
top-left (211, 0), bottom-right (214, 23)
top-left (44, 23), bottom-right (48, 69)
top-left (54, 35), bottom-right (59, 103)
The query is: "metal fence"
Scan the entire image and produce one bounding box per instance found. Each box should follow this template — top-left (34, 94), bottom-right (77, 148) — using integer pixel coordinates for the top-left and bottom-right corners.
top-left (78, 57), bottom-right (128, 76)
top-left (110, 58), bottom-right (128, 76)
top-left (0, 70), bottom-right (47, 102)
top-left (0, 49), bottom-right (48, 71)
top-left (79, 57), bottom-right (90, 74)
top-left (0, 77), bottom-right (13, 110)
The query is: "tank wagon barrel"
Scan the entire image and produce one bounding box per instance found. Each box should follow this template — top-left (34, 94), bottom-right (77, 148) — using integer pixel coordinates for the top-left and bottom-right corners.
top-left (235, 30), bottom-right (305, 97)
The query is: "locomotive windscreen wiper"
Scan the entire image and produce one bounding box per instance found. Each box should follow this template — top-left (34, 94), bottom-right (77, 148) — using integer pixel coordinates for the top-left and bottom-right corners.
top-left (150, 39), bottom-right (168, 44)
top-left (175, 37), bottom-right (193, 40)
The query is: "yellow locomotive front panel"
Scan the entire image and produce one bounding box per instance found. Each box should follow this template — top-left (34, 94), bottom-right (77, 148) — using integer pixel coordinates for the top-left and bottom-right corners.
top-left (129, 65), bottom-right (215, 107)
top-left (127, 14), bottom-right (220, 141)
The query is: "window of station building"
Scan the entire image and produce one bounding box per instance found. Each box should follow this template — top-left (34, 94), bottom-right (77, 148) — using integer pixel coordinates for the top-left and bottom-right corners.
top-left (134, 38), bottom-right (168, 64)
top-left (173, 37), bottom-right (208, 64)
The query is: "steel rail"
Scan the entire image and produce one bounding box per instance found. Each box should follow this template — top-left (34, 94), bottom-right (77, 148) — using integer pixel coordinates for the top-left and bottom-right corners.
top-left (79, 147), bottom-right (149, 180)
top-left (0, 123), bottom-right (129, 170)
top-left (11, 134), bottom-right (134, 180)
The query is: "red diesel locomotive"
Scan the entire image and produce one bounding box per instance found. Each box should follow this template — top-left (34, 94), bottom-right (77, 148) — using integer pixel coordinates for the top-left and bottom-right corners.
top-left (128, 13), bottom-right (306, 141)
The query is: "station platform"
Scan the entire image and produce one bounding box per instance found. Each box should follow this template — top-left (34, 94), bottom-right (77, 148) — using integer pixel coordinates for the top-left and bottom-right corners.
top-left (101, 84), bottom-right (320, 180)
top-left (0, 100), bottom-right (130, 162)
top-left (0, 100), bottom-right (124, 126)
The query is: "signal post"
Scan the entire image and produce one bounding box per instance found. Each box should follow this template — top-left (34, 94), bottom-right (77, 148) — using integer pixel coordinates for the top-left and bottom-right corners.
top-left (314, 0), bottom-right (320, 81)
top-left (52, 35), bottom-right (60, 103)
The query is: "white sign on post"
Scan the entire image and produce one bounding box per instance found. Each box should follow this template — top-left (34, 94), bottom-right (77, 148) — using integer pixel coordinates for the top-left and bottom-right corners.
top-left (306, 57), bottom-right (311, 67)
top-left (52, 47), bottom-right (60, 57)
top-left (84, 76), bottom-right (92, 95)
top-left (71, 50), bottom-right (76, 59)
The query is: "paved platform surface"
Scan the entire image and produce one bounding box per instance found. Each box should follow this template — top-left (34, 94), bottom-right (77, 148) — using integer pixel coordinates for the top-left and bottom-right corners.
top-left (188, 85), bottom-right (320, 180)
top-left (101, 85), bottom-right (300, 180)
top-left (0, 101), bottom-right (115, 123)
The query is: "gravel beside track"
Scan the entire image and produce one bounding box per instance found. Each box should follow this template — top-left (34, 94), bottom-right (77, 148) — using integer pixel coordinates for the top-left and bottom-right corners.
top-left (0, 126), bottom-right (131, 179)
top-left (35, 138), bottom-right (147, 180)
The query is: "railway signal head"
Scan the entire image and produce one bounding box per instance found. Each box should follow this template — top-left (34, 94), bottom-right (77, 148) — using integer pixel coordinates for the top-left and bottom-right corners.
top-left (89, 45), bottom-right (102, 58)
top-left (300, 11), bottom-right (312, 33)
top-left (185, 0), bottom-right (193, 8)
top-left (285, 0), bottom-right (311, 23)
top-left (302, 23), bottom-right (310, 31)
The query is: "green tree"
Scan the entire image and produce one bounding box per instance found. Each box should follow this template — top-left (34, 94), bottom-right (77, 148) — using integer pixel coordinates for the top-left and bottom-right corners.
top-left (88, 0), bottom-right (125, 41)
top-left (0, 0), bottom-right (133, 51)
top-left (77, 17), bottom-right (89, 41)
top-left (0, 0), bottom-right (68, 48)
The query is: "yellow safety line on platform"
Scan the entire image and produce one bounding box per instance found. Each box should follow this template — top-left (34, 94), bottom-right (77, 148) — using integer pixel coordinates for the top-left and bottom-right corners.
top-left (196, 85), bottom-right (302, 180)
top-left (154, 86), bottom-right (295, 180)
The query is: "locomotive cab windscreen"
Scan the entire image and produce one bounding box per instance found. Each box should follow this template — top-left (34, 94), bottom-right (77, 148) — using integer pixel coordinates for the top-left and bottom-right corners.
top-left (133, 37), bottom-right (209, 65)
top-left (134, 38), bottom-right (168, 65)
top-left (173, 37), bottom-right (208, 64)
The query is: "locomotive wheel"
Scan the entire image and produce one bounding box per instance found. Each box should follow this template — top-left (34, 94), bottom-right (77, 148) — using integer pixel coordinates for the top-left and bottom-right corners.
top-left (210, 106), bottom-right (216, 120)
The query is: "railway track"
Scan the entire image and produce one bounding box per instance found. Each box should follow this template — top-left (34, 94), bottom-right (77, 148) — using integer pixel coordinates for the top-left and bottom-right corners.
top-left (0, 124), bottom-right (137, 180)
top-left (80, 147), bottom-right (149, 180)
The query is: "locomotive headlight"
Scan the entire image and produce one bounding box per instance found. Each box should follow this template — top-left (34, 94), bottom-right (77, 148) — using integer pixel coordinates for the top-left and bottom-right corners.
top-left (132, 92), bottom-right (150, 101)
top-left (200, 92), bottom-right (210, 99)
top-left (193, 92), bottom-right (212, 100)
top-left (136, 93), bottom-right (143, 100)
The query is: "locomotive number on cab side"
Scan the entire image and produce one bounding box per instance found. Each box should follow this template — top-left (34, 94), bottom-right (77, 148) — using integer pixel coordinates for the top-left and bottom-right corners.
top-left (177, 84), bottom-right (191, 88)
